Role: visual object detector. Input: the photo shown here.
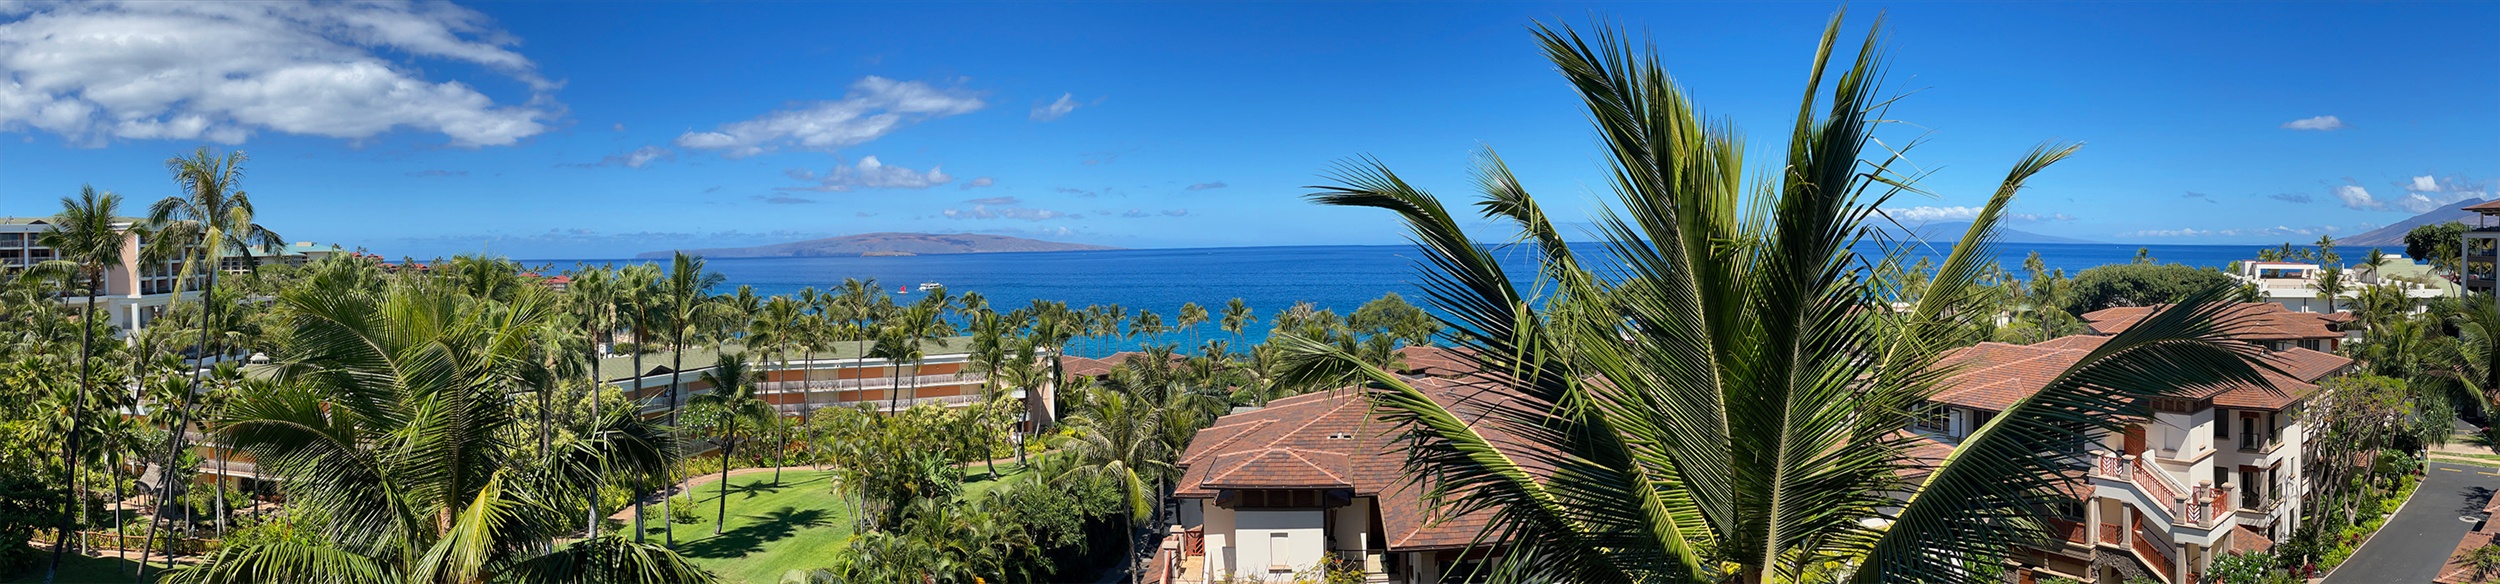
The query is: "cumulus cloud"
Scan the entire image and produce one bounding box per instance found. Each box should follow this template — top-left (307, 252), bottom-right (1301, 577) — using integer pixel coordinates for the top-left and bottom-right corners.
top-left (2268, 193), bottom-right (2312, 204)
top-left (2412, 175), bottom-right (2440, 192)
top-left (2330, 176), bottom-right (2492, 213)
top-left (959, 177), bottom-right (994, 190)
top-left (943, 204), bottom-right (1078, 221)
top-left (677, 76), bottom-right (982, 157)
top-left (964, 196), bottom-right (1019, 205)
top-left (780, 156), bottom-right (953, 192)
top-left (1030, 93), bottom-right (1079, 121)
top-left (1186, 182), bottom-right (1227, 191)
top-left (0, 1), bottom-right (557, 146)
top-left (1885, 206), bottom-right (1984, 223)
top-left (591, 146), bottom-right (673, 169)
top-left (2281, 115), bottom-right (2348, 131)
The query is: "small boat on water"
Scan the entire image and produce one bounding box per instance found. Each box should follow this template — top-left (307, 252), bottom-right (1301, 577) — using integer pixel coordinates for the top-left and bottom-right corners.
top-left (917, 281), bottom-right (942, 291)
top-left (897, 285), bottom-right (909, 294)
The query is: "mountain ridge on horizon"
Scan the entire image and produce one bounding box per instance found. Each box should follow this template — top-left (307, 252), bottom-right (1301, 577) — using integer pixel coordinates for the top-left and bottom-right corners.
top-left (638, 232), bottom-right (1121, 259)
top-left (2336, 198), bottom-right (2490, 247)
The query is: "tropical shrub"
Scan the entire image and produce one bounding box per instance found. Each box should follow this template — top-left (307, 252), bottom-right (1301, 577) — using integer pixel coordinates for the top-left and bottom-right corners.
top-left (2062, 262), bottom-right (2246, 313)
top-left (0, 468), bottom-right (62, 577)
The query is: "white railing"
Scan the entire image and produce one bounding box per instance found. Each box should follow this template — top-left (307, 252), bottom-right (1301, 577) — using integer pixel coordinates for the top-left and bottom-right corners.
top-left (773, 393), bottom-right (982, 414)
top-left (753, 372), bottom-right (982, 394)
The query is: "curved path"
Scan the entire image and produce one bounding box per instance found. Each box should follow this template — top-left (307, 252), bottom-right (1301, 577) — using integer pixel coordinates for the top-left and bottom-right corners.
top-left (2322, 461), bottom-right (2496, 583)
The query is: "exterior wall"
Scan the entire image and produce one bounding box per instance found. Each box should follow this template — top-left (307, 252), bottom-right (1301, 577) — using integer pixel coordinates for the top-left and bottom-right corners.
top-left (1234, 510), bottom-right (1327, 580)
top-left (1205, 503), bottom-right (1237, 581)
top-left (1332, 497), bottom-right (1374, 553)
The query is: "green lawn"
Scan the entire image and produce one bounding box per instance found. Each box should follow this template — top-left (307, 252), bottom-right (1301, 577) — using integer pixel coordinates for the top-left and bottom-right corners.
top-left (3, 551), bottom-right (172, 584)
top-left (652, 461), bottom-right (1038, 584)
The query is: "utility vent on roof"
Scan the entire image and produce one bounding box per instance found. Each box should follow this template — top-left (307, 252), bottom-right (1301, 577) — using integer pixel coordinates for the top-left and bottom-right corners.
top-left (1326, 432), bottom-right (1352, 440)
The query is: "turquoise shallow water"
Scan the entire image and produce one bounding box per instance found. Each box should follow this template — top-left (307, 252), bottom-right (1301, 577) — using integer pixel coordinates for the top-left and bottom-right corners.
top-left (526, 242), bottom-right (2276, 353)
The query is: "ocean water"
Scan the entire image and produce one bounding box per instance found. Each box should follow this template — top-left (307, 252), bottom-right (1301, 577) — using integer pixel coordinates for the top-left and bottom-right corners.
top-left (528, 242), bottom-right (2272, 352)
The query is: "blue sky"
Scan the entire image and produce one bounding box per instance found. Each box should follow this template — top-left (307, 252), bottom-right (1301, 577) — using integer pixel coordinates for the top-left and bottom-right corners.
top-left (0, 1), bottom-right (2491, 259)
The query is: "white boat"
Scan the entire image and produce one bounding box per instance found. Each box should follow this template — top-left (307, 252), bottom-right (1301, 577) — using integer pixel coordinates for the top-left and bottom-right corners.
top-left (917, 281), bottom-right (942, 291)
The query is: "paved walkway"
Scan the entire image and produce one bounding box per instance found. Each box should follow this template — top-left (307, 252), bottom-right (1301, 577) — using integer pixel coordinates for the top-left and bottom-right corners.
top-left (2323, 461), bottom-right (2497, 584)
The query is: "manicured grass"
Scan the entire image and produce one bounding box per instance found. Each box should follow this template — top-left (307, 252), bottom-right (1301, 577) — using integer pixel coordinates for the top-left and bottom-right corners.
top-left (3, 551), bottom-right (172, 584)
top-left (652, 460), bottom-right (1040, 584)
top-left (651, 470), bottom-right (854, 584)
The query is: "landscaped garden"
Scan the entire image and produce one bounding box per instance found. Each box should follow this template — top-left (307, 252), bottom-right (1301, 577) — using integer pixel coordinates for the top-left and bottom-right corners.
top-left (647, 459), bottom-right (1042, 584)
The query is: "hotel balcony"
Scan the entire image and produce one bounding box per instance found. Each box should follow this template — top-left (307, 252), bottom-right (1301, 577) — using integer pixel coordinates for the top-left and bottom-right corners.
top-left (2092, 451), bottom-right (2236, 531)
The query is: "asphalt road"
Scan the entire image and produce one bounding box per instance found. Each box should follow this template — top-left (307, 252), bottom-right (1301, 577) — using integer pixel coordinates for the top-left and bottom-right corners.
top-left (2323, 461), bottom-right (2495, 584)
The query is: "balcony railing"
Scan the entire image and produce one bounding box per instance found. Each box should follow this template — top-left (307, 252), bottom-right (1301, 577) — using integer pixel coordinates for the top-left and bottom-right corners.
top-left (769, 393), bottom-right (983, 414)
top-left (2094, 451), bottom-right (2236, 528)
top-left (753, 372), bottom-right (983, 394)
top-left (2135, 520), bottom-right (2178, 584)
top-left (2099, 523), bottom-right (2122, 545)
top-left (2049, 518), bottom-right (2087, 545)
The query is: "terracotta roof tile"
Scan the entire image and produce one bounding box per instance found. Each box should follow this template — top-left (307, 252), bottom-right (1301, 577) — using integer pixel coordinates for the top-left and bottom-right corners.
top-left (2082, 303), bottom-right (2344, 341)
top-left (1932, 335), bottom-right (2346, 413)
top-left (1175, 377), bottom-right (1521, 553)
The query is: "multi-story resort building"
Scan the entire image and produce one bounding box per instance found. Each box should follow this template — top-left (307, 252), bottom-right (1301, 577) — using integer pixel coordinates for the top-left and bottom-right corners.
top-left (1913, 303), bottom-right (2353, 584)
top-left (2462, 200), bottom-right (2500, 298)
top-left (599, 337), bottom-right (1057, 434)
top-left (3, 216), bottom-right (201, 333)
top-left (5, 213), bottom-right (352, 334)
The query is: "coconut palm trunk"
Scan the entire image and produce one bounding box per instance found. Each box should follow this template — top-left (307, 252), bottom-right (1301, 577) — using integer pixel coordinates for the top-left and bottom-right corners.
top-left (45, 268), bottom-right (100, 584)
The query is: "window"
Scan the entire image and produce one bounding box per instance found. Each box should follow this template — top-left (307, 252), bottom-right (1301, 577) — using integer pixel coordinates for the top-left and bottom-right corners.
top-left (1910, 402), bottom-right (1949, 434)
top-left (2267, 413), bottom-right (2281, 445)
top-left (2241, 417), bottom-right (2260, 450)
top-left (1269, 533), bottom-right (1293, 572)
top-left (2240, 469), bottom-right (2260, 507)
top-left (2214, 410), bottom-right (2228, 438)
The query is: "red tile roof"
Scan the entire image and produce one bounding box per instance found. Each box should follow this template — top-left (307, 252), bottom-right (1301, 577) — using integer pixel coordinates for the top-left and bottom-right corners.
top-left (2227, 525), bottom-right (2273, 556)
top-left (2466, 199), bottom-right (2500, 214)
top-left (2080, 303), bottom-right (2344, 341)
top-left (1931, 335), bottom-right (2347, 413)
top-left (1395, 345), bottom-right (1477, 378)
top-left (1174, 378), bottom-right (1511, 552)
top-left (1058, 355), bottom-right (1114, 379)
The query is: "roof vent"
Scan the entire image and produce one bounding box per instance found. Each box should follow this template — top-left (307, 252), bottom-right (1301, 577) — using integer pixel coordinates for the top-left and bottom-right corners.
top-left (1327, 432), bottom-right (1353, 440)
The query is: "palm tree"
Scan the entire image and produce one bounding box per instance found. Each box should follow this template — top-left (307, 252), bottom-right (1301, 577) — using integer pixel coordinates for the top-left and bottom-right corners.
top-left (1176, 302), bottom-right (1208, 349)
top-left (138, 147), bottom-right (283, 580)
top-left (655, 252), bottom-right (723, 547)
top-left (167, 276), bottom-right (704, 584)
top-left (1274, 17), bottom-right (2277, 582)
top-left (1058, 387), bottom-right (1169, 584)
top-left (754, 295), bottom-right (805, 483)
top-left (1220, 298), bottom-right (1254, 352)
top-left (689, 354), bottom-right (773, 535)
top-left (871, 326), bottom-right (921, 412)
top-left (619, 261), bottom-right (664, 542)
top-left (565, 263), bottom-right (620, 537)
top-left (37, 185), bottom-right (125, 583)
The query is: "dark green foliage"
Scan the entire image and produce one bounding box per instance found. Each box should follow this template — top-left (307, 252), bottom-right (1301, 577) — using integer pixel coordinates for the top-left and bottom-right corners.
top-left (2406, 221), bottom-right (2467, 272)
top-left (2061, 262), bottom-right (2246, 313)
top-left (0, 468), bottom-right (64, 577)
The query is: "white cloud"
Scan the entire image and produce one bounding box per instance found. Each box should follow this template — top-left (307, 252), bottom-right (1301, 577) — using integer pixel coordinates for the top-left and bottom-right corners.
top-left (1886, 206), bottom-right (1985, 223)
top-left (963, 196), bottom-right (1019, 205)
top-left (2336, 177), bottom-right (2489, 213)
top-left (0, 1), bottom-right (554, 146)
top-left (2333, 185), bottom-right (2380, 210)
top-left (959, 177), bottom-right (995, 190)
top-left (943, 204), bottom-right (1076, 221)
top-left (1030, 93), bottom-right (1079, 122)
top-left (780, 156), bottom-right (953, 191)
top-left (676, 77), bottom-right (982, 157)
top-left (2281, 115), bottom-right (2347, 131)
top-left (596, 146), bottom-right (673, 169)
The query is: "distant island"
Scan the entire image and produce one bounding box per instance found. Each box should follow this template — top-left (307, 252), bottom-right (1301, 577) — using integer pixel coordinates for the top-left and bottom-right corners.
top-left (638, 232), bottom-right (1120, 259)
top-left (1897, 221), bottom-right (2100, 245)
